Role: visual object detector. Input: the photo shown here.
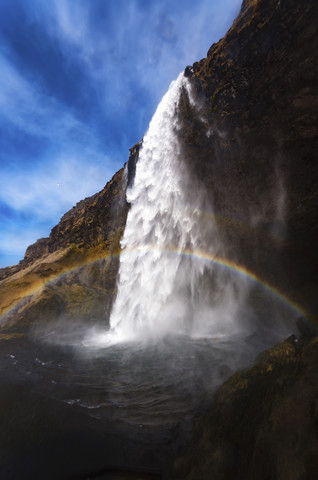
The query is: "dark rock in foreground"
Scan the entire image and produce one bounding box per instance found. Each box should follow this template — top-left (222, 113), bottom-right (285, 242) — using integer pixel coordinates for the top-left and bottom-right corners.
top-left (172, 335), bottom-right (318, 480)
top-left (171, 0), bottom-right (318, 477)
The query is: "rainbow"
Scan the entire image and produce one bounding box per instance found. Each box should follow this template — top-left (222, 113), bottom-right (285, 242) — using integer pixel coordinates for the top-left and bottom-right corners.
top-left (120, 246), bottom-right (306, 317)
top-left (0, 246), bottom-right (307, 324)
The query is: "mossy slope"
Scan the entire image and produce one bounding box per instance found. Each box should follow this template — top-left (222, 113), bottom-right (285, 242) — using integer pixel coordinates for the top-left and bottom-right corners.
top-left (172, 336), bottom-right (318, 479)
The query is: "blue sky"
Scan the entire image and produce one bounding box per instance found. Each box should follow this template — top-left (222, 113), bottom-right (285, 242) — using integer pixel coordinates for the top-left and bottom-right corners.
top-left (0, 0), bottom-right (241, 268)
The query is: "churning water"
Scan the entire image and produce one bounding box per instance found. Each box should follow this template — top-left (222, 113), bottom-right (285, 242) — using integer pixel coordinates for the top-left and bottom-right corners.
top-left (78, 73), bottom-right (295, 419)
top-left (3, 331), bottom-right (273, 479)
top-left (68, 72), bottom-right (295, 432)
top-left (3, 73), bottom-right (296, 477)
top-left (24, 73), bottom-right (295, 436)
top-left (1, 75), bottom-right (298, 479)
top-left (7, 334), bottom-right (263, 428)
top-left (94, 73), bottom-right (251, 346)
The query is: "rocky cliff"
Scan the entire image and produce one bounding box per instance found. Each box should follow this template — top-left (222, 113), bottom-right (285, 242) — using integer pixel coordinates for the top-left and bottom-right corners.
top-left (1, 0), bottom-right (316, 336)
top-left (171, 0), bottom-right (318, 477)
top-left (178, 0), bottom-right (318, 320)
top-left (0, 144), bottom-right (139, 337)
top-left (172, 334), bottom-right (318, 480)
top-left (0, 0), bottom-right (317, 477)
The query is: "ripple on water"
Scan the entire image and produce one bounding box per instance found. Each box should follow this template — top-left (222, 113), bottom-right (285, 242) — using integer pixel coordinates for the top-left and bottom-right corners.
top-left (10, 332), bottom-right (274, 428)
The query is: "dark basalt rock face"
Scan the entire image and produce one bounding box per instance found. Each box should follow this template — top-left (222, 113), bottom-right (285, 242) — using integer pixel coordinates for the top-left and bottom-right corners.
top-left (177, 0), bottom-right (318, 320)
top-left (172, 0), bottom-right (318, 477)
top-left (172, 335), bottom-right (318, 480)
top-left (45, 140), bottom-right (139, 256)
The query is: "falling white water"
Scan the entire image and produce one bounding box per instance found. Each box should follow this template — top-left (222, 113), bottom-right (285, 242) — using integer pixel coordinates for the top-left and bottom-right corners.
top-left (105, 73), bottom-right (248, 343)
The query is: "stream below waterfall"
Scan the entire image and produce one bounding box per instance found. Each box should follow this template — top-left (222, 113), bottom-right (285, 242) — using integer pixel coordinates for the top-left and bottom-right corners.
top-left (0, 329), bottom-right (282, 479)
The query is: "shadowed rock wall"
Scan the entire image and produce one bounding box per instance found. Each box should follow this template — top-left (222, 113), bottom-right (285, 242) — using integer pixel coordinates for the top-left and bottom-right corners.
top-left (171, 0), bottom-right (318, 477)
top-left (178, 0), bottom-right (318, 319)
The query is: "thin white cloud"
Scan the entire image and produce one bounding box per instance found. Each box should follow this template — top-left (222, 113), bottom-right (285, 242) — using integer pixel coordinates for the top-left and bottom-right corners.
top-left (0, 152), bottom-right (114, 266)
top-left (53, 0), bottom-right (90, 45)
top-left (0, 154), bottom-right (112, 220)
top-left (0, 52), bottom-right (98, 148)
top-left (0, 0), bottom-right (242, 267)
top-left (0, 228), bottom-right (44, 256)
top-left (29, 0), bottom-right (242, 117)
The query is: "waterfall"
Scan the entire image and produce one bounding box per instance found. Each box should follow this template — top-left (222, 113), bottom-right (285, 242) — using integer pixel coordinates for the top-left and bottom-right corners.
top-left (106, 73), bottom-right (248, 343)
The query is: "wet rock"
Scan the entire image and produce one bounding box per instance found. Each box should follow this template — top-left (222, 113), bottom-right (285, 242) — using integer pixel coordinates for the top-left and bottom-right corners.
top-left (171, 338), bottom-right (318, 479)
top-left (177, 0), bottom-right (318, 319)
top-left (170, 0), bottom-right (318, 477)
